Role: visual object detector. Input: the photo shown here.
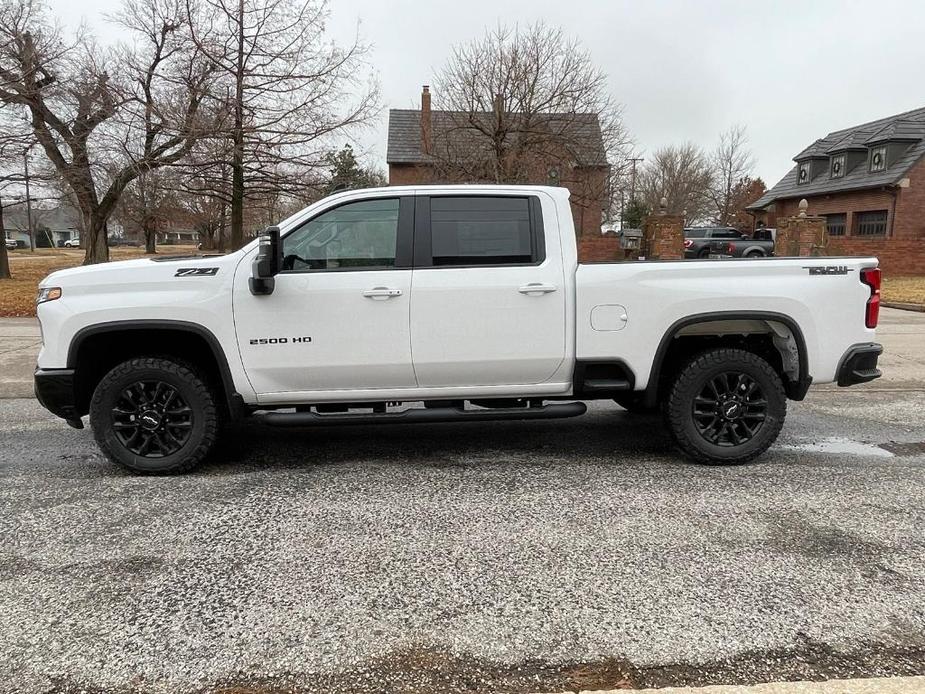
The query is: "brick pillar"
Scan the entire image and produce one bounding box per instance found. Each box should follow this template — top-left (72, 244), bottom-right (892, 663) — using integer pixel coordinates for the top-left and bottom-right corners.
top-left (642, 213), bottom-right (684, 260)
top-left (775, 199), bottom-right (828, 257)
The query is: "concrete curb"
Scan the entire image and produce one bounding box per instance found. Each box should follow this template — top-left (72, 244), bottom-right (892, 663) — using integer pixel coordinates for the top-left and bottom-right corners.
top-left (564, 675), bottom-right (925, 693)
top-left (883, 301), bottom-right (925, 312)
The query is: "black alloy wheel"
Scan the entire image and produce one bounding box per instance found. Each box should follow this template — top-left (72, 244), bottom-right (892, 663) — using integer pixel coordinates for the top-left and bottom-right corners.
top-left (691, 371), bottom-right (767, 446)
top-left (111, 380), bottom-right (194, 457)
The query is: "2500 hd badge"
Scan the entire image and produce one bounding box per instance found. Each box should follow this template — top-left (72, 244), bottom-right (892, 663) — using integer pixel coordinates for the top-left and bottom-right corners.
top-left (249, 336), bottom-right (312, 345)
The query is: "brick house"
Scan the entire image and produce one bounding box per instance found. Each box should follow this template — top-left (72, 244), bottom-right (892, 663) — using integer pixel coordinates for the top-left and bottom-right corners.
top-left (748, 106), bottom-right (925, 274)
top-left (386, 86), bottom-right (610, 236)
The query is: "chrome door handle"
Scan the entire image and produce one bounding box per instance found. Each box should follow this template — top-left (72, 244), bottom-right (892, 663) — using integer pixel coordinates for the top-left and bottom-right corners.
top-left (363, 287), bottom-right (402, 299)
top-left (518, 283), bottom-right (557, 295)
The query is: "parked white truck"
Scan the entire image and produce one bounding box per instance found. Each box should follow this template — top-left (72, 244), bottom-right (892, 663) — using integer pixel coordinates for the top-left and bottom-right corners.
top-left (34, 186), bottom-right (883, 474)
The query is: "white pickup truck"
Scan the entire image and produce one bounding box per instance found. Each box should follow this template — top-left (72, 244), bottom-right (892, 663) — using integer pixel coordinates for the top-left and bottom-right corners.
top-left (34, 185), bottom-right (883, 474)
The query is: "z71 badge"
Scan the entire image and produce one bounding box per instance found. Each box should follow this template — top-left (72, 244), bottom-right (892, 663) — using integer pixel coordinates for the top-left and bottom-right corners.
top-left (175, 267), bottom-right (219, 277)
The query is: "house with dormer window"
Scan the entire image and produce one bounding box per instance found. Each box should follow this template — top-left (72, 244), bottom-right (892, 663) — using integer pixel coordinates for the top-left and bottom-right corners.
top-left (748, 107), bottom-right (925, 274)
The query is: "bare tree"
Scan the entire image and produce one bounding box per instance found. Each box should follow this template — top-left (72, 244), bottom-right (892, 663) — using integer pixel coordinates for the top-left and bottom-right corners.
top-left (0, 0), bottom-right (215, 264)
top-left (0, 139), bottom-right (23, 277)
top-left (186, 0), bottom-right (379, 249)
top-left (115, 168), bottom-right (177, 253)
top-left (639, 143), bottom-right (713, 224)
top-left (432, 22), bottom-right (631, 233)
top-left (710, 125), bottom-right (755, 226)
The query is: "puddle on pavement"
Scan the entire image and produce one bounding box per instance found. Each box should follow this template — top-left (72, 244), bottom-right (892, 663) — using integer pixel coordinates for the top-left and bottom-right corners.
top-left (782, 437), bottom-right (895, 458)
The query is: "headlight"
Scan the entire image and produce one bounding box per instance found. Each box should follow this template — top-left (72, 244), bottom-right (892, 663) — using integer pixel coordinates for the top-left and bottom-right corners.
top-left (36, 286), bottom-right (62, 305)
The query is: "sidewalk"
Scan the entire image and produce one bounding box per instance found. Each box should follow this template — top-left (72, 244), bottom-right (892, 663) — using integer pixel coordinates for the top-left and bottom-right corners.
top-left (0, 317), bottom-right (40, 398)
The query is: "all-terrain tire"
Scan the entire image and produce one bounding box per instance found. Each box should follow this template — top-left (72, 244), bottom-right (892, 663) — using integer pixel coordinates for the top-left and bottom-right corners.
top-left (89, 357), bottom-right (219, 474)
top-left (664, 348), bottom-right (786, 465)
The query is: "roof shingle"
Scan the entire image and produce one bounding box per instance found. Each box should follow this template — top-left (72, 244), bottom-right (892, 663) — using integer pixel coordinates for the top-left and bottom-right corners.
top-left (749, 105), bottom-right (925, 210)
top-left (386, 109), bottom-right (608, 167)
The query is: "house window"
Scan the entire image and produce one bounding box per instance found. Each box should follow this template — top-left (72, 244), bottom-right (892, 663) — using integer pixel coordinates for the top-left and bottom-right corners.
top-left (869, 146), bottom-right (887, 172)
top-left (830, 154), bottom-right (845, 178)
top-left (824, 213), bottom-right (846, 236)
top-left (855, 210), bottom-right (888, 236)
top-left (797, 161), bottom-right (811, 184)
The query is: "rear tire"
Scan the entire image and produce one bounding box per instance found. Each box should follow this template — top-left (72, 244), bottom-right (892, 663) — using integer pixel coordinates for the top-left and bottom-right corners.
top-left (90, 357), bottom-right (219, 474)
top-left (664, 348), bottom-right (786, 465)
top-left (746, 250), bottom-right (764, 258)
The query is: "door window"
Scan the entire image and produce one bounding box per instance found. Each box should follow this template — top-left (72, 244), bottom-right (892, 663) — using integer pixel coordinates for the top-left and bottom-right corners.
top-left (282, 198), bottom-right (400, 272)
top-left (426, 196), bottom-right (541, 266)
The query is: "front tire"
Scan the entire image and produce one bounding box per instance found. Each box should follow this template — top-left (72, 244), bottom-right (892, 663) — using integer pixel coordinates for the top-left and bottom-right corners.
top-left (90, 357), bottom-right (219, 474)
top-left (664, 348), bottom-right (786, 465)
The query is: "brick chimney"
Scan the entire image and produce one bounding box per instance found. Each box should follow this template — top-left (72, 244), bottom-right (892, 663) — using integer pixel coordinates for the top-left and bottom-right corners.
top-left (420, 85), bottom-right (432, 155)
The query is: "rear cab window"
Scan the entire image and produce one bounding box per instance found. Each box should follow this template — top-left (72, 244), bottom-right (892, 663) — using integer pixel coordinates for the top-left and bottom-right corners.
top-left (414, 195), bottom-right (545, 267)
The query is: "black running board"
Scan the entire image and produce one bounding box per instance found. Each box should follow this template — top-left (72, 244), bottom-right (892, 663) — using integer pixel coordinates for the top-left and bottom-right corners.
top-left (258, 402), bottom-right (587, 427)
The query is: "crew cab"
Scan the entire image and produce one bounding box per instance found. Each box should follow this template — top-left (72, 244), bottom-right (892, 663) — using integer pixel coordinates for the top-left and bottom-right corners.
top-left (33, 186), bottom-right (883, 474)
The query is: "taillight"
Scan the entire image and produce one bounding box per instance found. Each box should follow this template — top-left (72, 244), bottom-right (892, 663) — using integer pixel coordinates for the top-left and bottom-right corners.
top-left (683, 239), bottom-right (693, 248)
top-left (728, 242), bottom-right (736, 253)
top-left (860, 267), bottom-right (881, 329)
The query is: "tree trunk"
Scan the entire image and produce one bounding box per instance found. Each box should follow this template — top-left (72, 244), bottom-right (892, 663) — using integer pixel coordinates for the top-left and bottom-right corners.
top-left (0, 199), bottom-right (11, 280)
top-left (144, 217), bottom-right (157, 254)
top-left (230, 0), bottom-right (246, 251)
top-left (230, 133), bottom-right (244, 249)
top-left (82, 211), bottom-right (110, 265)
top-left (218, 197), bottom-right (227, 253)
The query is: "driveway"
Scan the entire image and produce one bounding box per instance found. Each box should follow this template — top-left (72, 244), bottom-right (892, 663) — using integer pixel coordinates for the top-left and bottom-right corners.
top-left (1, 309), bottom-right (924, 693)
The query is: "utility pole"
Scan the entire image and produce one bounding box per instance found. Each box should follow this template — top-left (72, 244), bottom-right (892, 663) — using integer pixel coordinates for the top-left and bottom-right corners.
top-left (23, 146), bottom-right (35, 252)
top-left (628, 157), bottom-right (644, 207)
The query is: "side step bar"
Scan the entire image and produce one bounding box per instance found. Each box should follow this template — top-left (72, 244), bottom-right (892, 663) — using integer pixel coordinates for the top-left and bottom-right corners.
top-left (258, 402), bottom-right (587, 427)
top-left (581, 378), bottom-right (631, 392)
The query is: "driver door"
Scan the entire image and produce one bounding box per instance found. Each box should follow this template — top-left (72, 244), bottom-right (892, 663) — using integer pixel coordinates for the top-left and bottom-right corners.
top-left (233, 195), bottom-right (417, 398)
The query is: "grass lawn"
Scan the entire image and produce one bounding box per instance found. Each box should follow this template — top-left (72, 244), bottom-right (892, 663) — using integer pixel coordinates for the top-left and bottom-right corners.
top-left (0, 248), bottom-right (151, 317)
top-left (1, 249), bottom-right (924, 318)
top-left (882, 275), bottom-right (925, 307)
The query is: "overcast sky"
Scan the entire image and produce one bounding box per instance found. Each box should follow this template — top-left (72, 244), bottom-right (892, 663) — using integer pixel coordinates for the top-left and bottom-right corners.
top-left (47, 0), bottom-right (925, 187)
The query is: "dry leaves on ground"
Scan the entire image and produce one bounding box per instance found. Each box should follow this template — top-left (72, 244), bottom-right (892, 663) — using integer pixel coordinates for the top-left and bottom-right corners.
top-left (0, 248), bottom-right (151, 317)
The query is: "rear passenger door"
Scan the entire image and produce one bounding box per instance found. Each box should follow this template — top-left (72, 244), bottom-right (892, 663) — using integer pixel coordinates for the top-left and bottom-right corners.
top-left (409, 194), bottom-right (567, 388)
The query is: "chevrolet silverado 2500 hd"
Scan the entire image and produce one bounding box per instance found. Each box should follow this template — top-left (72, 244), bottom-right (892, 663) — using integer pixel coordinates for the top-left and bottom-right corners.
top-left (33, 185), bottom-right (883, 473)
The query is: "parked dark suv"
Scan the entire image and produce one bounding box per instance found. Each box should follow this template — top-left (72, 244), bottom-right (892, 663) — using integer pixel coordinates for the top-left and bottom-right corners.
top-left (684, 227), bottom-right (775, 259)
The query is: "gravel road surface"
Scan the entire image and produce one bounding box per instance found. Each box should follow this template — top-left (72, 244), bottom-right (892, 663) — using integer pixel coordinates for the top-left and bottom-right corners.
top-left (2, 383), bottom-right (925, 693)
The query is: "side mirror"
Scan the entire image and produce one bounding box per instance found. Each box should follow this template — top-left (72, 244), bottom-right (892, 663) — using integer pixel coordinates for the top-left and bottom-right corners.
top-left (249, 226), bottom-right (281, 296)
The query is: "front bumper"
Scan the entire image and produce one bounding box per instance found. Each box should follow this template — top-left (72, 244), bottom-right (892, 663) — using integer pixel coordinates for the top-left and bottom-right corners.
top-left (34, 368), bottom-right (83, 427)
top-left (836, 343), bottom-right (883, 387)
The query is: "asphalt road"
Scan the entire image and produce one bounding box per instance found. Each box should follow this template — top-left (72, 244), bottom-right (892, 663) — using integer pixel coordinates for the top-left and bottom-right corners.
top-left (1, 309), bottom-right (924, 693)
